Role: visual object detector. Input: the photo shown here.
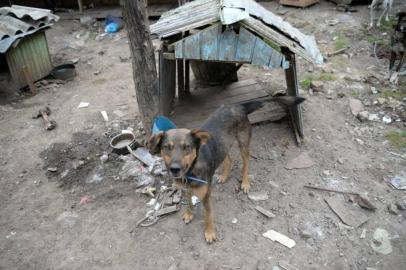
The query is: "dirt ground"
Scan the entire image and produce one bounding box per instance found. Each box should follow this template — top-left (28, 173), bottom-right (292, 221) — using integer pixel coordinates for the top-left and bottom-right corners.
top-left (1, 1), bottom-right (406, 269)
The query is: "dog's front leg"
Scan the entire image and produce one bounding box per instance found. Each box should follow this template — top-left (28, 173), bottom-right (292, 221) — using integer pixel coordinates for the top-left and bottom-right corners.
top-left (182, 189), bottom-right (194, 224)
top-left (203, 191), bottom-right (217, 243)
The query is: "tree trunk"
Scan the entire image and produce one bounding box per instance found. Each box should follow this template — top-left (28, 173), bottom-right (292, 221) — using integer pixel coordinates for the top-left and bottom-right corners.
top-left (122, 0), bottom-right (159, 138)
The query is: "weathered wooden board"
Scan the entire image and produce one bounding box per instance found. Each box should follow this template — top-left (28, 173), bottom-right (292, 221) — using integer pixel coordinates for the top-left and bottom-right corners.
top-left (172, 24), bottom-right (289, 69)
top-left (171, 79), bottom-right (287, 128)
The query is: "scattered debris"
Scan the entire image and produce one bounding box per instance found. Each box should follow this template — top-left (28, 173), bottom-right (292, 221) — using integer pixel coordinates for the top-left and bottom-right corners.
top-left (100, 111), bottom-right (109, 122)
top-left (278, 261), bottom-right (299, 270)
top-left (387, 204), bottom-right (399, 215)
top-left (263, 230), bottom-right (296, 249)
top-left (285, 152), bottom-right (314, 170)
top-left (360, 228), bottom-right (367, 239)
top-left (326, 19), bottom-right (339, 26)
top-left (349, 98), bottom-right (364, 116)
top-left (325, 197), bottom-right (369, 228)
top-left (33, 107), bottom-right (56, 130)
top-left (327, 47), bottom-right (346, 57)
top-left (255, 206), bottom-right (275, 218)
top-left (47, 167), bottom-right (58, 172)
top-left (191, 195), bottom-right (200, 206)
top-left (248, 191), bottom-right (269, 201)
top-left (389, 175), bottom-right (406, 190)
top-left (232, 218), bottom-right (238, 224)
top-left (79, 196), bottom-right (89, 205)
top-left (100, 152), bottom-right (109, 163)
top-left (136, 186), bottom-right (156, 197)
top-left (371, 228), bottom-right (392, 255)
top-left (300, 230), bottom-right (312, 239)
top-left (382, 115), bottom-right (392, 124)
top-left (356, 138), bottom-right (365, 145)
top-left (368, 113), bottom-right (380, 121)
top-left (78, 102), bottom-right (89, 108)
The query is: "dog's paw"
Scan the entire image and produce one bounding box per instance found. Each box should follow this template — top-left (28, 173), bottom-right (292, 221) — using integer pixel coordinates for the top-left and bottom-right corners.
top-left (241, 182), bottom-right (250, 194)
top-left (217, 174), bottom-right (228, 184)
top-left (182, 211), bottom-right (193, 224)
top-left (204, 229), bottom-right (217, 243)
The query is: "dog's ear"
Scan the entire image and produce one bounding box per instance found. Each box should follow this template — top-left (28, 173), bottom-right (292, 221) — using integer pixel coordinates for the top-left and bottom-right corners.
top-left (148, 132), bottom-right (164, 154)
top-left (191, 129), bottom-right (210, 145)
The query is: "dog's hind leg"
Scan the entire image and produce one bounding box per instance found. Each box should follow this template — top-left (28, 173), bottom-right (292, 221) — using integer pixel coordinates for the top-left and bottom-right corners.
top-left (237, 121), bottom-right (252, 194)
top-left (218, 154), bottom-right (232, 184)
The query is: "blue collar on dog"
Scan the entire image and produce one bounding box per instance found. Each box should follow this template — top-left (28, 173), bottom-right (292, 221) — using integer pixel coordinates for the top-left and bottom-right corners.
top-left (185, 175), bottom-right (208, 185)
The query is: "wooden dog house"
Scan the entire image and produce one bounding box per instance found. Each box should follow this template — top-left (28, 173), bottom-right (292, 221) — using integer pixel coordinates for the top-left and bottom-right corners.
top-left (150, 0), bottom-right (323, 142)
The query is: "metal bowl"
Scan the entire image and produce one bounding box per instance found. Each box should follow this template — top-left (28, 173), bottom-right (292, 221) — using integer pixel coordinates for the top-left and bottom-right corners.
top-left (110, 132), bottom-right (137, 155)
top-left (50, 64), bottom-right (76, 80)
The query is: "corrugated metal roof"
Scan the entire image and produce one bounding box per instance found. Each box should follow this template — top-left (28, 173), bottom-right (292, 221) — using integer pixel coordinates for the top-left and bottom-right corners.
top-left (0, 5), bottom-right (59, 53)
top-left (150, 0), bottom-right (323, 64)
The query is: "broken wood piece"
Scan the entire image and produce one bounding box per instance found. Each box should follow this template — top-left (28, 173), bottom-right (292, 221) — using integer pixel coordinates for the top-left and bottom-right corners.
top-left (33, 107), bottom-right (56, 130)
top-left (327, 47), bottom-right (346, 57)
top-left (154, 205), bottom-right (180, 216)
top-left (262, 230), bottom-right (296, 248)
top-left (304, 185), bottom-right (359, 195)
top-left (325, 197), bottom-right (369, 228)
top-left (136, 186), bottom-right (156, 197)
top-left (279, 261), bottom-right (299, 270)
top-left (100, 111), bottom-right (108, 122)
top-left (255, 206), bottom-right (275, 218)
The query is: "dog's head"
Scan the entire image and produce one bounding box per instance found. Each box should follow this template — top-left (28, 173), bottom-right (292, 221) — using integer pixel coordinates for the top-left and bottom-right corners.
top-left (148, 128), bottom-right (210, 179)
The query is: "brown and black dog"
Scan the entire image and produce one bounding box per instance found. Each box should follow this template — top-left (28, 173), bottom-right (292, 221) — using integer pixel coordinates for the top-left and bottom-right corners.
top-left (389, 11), bottom-right (406, 77)
top-left (149, 96), bottom-right (305, 243)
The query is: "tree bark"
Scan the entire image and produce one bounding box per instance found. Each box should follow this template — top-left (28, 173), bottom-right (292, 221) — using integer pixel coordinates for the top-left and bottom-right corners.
top-left (122, 0), bottom-right (159, 138)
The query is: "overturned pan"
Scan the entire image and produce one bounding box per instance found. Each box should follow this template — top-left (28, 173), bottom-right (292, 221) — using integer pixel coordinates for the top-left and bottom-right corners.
top-left (110, 132), bottom-right (140, 155)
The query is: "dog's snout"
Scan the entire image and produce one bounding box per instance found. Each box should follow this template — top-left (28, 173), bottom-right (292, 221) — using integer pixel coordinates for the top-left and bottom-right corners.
top-left (169, 164), bottom-right (181, 175)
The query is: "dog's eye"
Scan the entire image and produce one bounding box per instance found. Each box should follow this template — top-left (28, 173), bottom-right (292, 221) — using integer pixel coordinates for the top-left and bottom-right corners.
top-left (182, 144), bottom-right (191, 151)
top-left (162, 144), bottom-right (171, 152)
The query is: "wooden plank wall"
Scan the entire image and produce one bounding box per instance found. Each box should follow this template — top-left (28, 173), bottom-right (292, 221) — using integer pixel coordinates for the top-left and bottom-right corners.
top-left (173, 24), bottom-right (288, 69)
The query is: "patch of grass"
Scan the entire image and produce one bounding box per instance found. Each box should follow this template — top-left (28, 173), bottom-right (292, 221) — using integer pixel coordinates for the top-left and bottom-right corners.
top-left (300, 72), bottom-right (336, 89)
top-left (379, 18), bottom-right (397, 32)
top-left (300, 78), bottom-right (312, 89)
top-left (351, 90), bottom-right (360, 97)
top-left (385, 130), bottom-right (406, 148)
top-left (334, 35), bottom-right (348, 51)
top-left (379, 88), bottom-right (405, 100)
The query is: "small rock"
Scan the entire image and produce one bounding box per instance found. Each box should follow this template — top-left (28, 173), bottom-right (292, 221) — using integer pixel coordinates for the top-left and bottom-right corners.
top-left (357, 111), bottom-right (369, 122)
top-left (310, 80), bottom-right (324, 92)
top-left (322, 170), bottom-right (331, 176)
top-left (377, 97), bottom-right (386, 105)
top-left (337, 158), bottom-right (344, 165)
top-left (192, 251), bottom-right (199, 260)
top-left (371, 87), bottom-right (377, 94)
top-left (300, 230), bottom-right (312, 239)
top-left (322, 65), bottom-right (334, 73)
top-left (248, 191), bottom-right (269, 201)
top-left (387, 204), bottom-right (399, 215)
top-left (47, 167), bottom-right (58, 172)
top-left (395, 202), bottom-right (406, 211)
top-left (100, 153), bottom-right (109, 163)
top-left (232, 218), bottom-right (238, 224)
top-left (349, 99), bottom-right (364, 116)
top-left (356, 138), bottom-right (364, 145)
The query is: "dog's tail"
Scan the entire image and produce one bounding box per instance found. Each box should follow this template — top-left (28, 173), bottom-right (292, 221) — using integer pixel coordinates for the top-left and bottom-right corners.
top-left (240, 96), bottom-right (305, 115)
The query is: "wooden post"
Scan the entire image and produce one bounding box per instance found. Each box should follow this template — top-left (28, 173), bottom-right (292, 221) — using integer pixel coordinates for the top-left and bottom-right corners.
top-left (284, 52), bottom-right (304, 141)
top-left (177, 59), bottom-right (185, 98)
top-left (22, 66), bottom-right (37, 94)
top-left (122, 0), bottom-right (159, 137)
top-left (159, 47), bottom-right (176, 116)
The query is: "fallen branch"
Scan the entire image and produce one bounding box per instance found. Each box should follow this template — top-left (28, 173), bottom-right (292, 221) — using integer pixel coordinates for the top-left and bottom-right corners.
top-left (327, 47), bottom-right (347, 57)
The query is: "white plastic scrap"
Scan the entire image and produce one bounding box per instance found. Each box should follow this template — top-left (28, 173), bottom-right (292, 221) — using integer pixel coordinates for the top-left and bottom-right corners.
top-left (78, 102), bottom-right (89, 108)
top-left (263, 230), bottom-right (296, 248)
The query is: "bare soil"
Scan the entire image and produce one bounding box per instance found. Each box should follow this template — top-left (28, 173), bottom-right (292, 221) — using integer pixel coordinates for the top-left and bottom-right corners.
top-left (1, 1), bottom-right (406, 270)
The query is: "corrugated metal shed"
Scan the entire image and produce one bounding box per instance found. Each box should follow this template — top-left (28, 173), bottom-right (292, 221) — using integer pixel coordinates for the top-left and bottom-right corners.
top-left (0, 6), bottom-right (59, 88)
top-left (0, 5), bottom-right (59, 53)
top-left (150, 0), bottom-right (323, 64)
